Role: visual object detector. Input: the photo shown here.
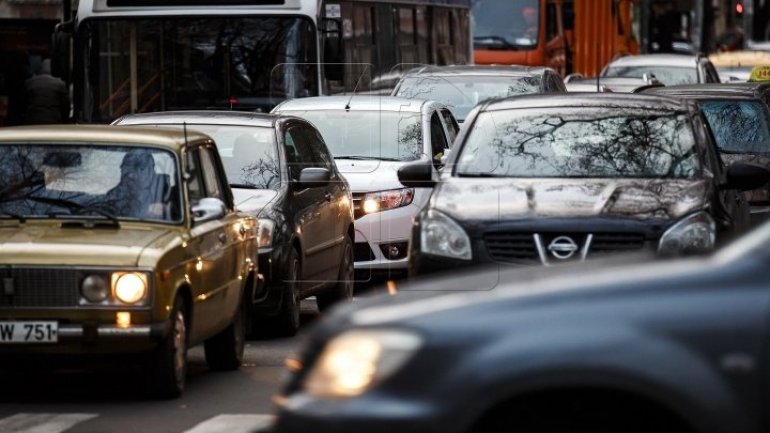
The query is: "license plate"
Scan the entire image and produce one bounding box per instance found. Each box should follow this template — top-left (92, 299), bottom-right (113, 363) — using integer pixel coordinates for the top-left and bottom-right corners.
top-left (0, 321), bottom-right (58, 344)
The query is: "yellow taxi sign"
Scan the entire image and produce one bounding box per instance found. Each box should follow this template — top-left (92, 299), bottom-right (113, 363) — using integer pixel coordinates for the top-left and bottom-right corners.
top-left (748, 65), bottom-right (770, 82)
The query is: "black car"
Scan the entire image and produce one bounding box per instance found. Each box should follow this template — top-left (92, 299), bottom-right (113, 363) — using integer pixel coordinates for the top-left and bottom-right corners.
top-left (269, 221), bottom-right (770, 433)
top-left (642, 83), bottom-right (770, 223)
top-left (397, 93), bottom-right (769, 275)
top-left (391, 65), bottom-right (566, 122)
top-left (113, 111), bottom-right (355, 336)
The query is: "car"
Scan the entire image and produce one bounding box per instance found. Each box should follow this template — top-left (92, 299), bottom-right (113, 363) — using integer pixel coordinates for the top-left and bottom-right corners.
top-left (641, 83), bottom-right (770, 224)
top-left (396, 93), bottom-right (769, 276)
top-left (112, 111), bottom-right (355, 337)
top-left (271, 96), bottom-right (458, 282)
top-left (391, 65), bottom-right (566, 123)
top-left (0, 125), bottom-right (258, 398)
top-left (563, 75), bottom-right (664, 93)
top-left (601, 53), bottom-right (721, 85)
top-left (708, 50), bottom-right (770, 82)
top-left (268, 219), bottom-right (770, 433)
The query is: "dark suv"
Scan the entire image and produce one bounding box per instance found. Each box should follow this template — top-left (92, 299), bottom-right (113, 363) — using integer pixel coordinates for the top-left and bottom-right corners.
top-left (398, 93), bottom-right (769, 275)
top-left (113, 111), bottom-right (355, 336)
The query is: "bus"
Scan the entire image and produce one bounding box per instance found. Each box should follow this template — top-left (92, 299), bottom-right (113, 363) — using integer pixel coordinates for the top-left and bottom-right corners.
top-left (471, 0), bottom-right (638, 76)
top-left (53, 0), bottom-right (471, 123)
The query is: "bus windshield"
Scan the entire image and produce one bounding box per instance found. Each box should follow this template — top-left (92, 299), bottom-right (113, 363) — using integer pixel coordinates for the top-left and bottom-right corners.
top-left (472, 0), bottom-right (539, 49)
top-left (76, 16), bottom-right (318, 123)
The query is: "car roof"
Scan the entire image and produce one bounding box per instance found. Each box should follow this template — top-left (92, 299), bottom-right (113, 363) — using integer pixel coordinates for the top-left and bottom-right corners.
top-left (708, 50), bottom-right (770, 67)
top-left (0, 125), bottom-right (210, 151)
top-left (273, 95), bottom-right (429, 113)
top-left (565, 76), bottom-right (663, 93)
top-left (606, 54), bottom-right (702, 68)
top-left (401, 64), bottom-right (551, 77)
top-left (114, 110), bottom-right (278, 128)
top-left (642, 82), bottom-right (770, 98)
top-left (479, 92), bottom-right (691, 112)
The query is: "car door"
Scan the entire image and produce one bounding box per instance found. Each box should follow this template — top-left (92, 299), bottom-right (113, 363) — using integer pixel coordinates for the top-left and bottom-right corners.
top-left (189, 145), bottom-right (241, 336)
top-left (284, 123), bottom-right (330, 284)
top-left (302, 122), bottom-right (349, 279)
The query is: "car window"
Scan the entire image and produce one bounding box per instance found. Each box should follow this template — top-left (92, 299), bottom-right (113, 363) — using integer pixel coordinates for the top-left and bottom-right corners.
top-left (457, 107), bottom-right (700, 178)
top-left (284, 125), bottom-right (316, 180)
top-left (199, 146), bottom-right (226, 202)
top-left (603, 65), bottom-right (698, 85)
top-left (699, 100), bottom-right (770, 154)
top-left (186, 149), bottom-right (205, 205)
top-left (302, 125), bottom-right (335, 172)
top-left (430, 112), bottom-right (449, 162)
top-left (440, 108), bottom-right (460, 143)
top-left (704, 63), bottom-right (721, 83)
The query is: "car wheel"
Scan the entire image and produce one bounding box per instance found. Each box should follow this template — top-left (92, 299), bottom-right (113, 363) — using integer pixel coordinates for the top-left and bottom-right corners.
top-left (317, 236), bottom-right (353, 313)
top-left (271, 248), bottom-right (301, 337)
top-left (147, 297), bottom-right (187, 399)
top-left (204, 298), bottom-right (246, 371)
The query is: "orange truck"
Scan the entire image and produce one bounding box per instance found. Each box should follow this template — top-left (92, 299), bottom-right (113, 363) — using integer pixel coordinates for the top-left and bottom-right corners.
top-left (472, 0), bottom-right (638, 76)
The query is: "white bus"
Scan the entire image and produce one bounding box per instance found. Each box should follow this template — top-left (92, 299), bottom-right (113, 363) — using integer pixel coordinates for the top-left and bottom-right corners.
top-left (52, 0), bottom-right (471, 123)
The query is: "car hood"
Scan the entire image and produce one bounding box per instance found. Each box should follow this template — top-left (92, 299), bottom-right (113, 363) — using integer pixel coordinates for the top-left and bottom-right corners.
top-left (334, 159), bottom-right (409, 192)
top-left (0, 222), bottom-right (179, 267)
top-left (232, 188), bottom-right (278, 216)
top-left (430, 177), bottom-right (708, 221)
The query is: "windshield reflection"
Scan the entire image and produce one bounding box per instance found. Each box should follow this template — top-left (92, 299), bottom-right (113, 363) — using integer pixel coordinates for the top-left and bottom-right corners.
top-left (699, 100), bottom-right (770, 155)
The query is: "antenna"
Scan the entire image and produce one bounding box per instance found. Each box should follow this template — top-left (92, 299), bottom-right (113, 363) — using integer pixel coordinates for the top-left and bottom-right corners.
top-left (346, 63), bottom-right (371, 110)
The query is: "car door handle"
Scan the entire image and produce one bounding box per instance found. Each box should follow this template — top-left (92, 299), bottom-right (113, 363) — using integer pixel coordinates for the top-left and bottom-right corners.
top-left (218, 233), bottom-right (227, 244)
top-left (324, 192), bottom-right (333, 202)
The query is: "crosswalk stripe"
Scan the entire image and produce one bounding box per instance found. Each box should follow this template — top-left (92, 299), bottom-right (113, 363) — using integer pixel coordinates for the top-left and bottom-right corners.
top-left (182, 414), bottom-right (275, 433)
top-left (0, 413), bottom-right (98, 433)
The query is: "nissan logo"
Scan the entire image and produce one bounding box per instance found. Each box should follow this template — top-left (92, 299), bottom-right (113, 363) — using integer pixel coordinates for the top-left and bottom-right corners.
top-left (548, 236), bottom-right (579, 259)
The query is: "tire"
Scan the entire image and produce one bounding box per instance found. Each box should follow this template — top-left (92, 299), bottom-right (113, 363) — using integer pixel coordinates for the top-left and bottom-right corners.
top-left (271, 248), bottom-right (301, 337)
top-left (204, 298), bottom-right (246, 371)
top-left (147, 297), bottom-right (188, 399)
top-left (317, 236), bottom-right (354, 313)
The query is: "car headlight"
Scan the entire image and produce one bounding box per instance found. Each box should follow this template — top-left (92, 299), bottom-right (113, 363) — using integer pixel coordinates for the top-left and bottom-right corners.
top-left (303, 329), bottom-right (422, 397)
top-left (81, 274), bottom-right (109, 303)
top-left (420, 209), bottom-right (472, 260)
top-left (112, 272), bottom-right (149, 304)
top-left (256, 219), bottom-right (275, 248)
top-left (362, 188), bottom-right (415, 214)
top-left (658, 211), bottom-right (716, 255)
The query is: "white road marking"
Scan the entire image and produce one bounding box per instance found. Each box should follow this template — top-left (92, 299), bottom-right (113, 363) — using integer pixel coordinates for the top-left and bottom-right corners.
top-left (182, 414), bottom-right (275, 433)
top-left (0, 413), bottom-right (98, 433)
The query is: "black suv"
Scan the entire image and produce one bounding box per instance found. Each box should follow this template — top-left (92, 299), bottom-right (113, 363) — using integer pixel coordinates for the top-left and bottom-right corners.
top-left (398, 93), bottom-right (769, 275)
top-left (113, 111), bottom-right (355, 336)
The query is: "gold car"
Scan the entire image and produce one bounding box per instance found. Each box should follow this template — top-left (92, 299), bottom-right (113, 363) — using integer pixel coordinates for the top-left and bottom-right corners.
top-left (0, 125), bottom-right (258, 398)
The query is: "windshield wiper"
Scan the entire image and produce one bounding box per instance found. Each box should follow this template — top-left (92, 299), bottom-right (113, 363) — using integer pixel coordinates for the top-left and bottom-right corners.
top-left (0, 210), bottom-right (25, 223)
top-left (25, 196), bottom-right (120, 226)
top-left (333, 155), bottom-right (404, 161)
top-left (474, 35), bottom-right (519, 50)
top-left (457, 172), bottom-right (501, 177)
top-left (230, 183), bottom-right (260, 189)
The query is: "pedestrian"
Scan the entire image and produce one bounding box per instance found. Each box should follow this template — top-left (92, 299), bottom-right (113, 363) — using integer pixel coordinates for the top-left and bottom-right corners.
top-left (23, 58), bottom-right (70, 125)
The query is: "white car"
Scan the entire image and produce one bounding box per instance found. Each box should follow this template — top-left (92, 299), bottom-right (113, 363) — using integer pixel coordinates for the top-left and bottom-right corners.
top-left (272, 96), bottom-right (459, 280)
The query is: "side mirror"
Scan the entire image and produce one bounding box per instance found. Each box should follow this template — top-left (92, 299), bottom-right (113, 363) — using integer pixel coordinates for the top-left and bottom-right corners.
top-left (398, 161), bottom-right (436, 188)
top-left (191, 197), bottom-right (226, 223)
top-left (295, 167), bottom-right (331, 189)
top-left (725, 162), bottom-right (770, 191)
top-left (320, 18), bottom-right (344, 81)
top-left (440, 148), bottom-right (453, 165)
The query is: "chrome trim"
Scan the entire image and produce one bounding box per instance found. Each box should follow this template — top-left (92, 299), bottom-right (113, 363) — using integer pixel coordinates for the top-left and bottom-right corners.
top-left (581, 234), bottom-right (594, 260)
top-left (533, 233), bottom-right (549, 266)
top-left (57, 325), bottom-right (153, 338)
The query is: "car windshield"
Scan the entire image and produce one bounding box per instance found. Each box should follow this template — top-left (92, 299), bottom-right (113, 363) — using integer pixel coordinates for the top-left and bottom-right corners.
top-left (603, 65), bottom-right (698, 85)
top-left (471, 0), bottom-right (539, 48)
top-left (0, 145), bottom-right (181, 222)
top-left (277, 109), bottom-right (424, 161)
top-left (699, 100), bottom-right (770, 154)
top-left (165, 124), bottom-right (280, 189)
top-left (394, 75), bottom-right (541, 121)
top-left (456, 107), bottom-right (700, 178)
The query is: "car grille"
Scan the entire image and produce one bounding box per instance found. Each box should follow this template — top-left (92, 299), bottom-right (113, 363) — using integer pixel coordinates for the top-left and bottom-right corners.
top-left (0, 268), bottom-right (79, 307)
top-left (354, 242), bottom-right (376, 262)
top-left (352, 193), bottom-right (366, 220)
top-left (484, 232), bottom-right (647, 264)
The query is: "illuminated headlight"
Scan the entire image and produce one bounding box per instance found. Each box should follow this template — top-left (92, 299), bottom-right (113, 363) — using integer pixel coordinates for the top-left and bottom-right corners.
top-left (420, 209), bottom-right (472, 260)
top-left (362, 188), bottom-right (415, 214)
top-left (81, 275), bottom-right (108, 303)
top-left (256, 219), bottom-right (275, 248)
top-left (303, 329), bottom-right (422, 397)
top-left (112, 272), bottom-right (149, 304)
top-left (658, 212), bottom-right (716, 255)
